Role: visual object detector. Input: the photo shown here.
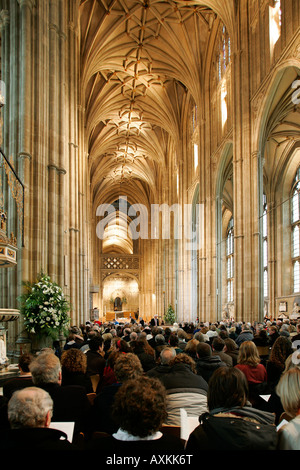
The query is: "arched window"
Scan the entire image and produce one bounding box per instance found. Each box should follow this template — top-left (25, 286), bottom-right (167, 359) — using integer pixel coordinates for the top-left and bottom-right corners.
top-left (192, 105), bottom-right (197, 132)
top-left (226, 217), bottom-right (234, 302)
top-left (217, 25), bottom-right (231, 82)
top-left (292, 167), bottom-right (300, 293)
top-left (269, 0), bottom-right (281, 54)
top-left (263, 193), bottom-right (268, 298)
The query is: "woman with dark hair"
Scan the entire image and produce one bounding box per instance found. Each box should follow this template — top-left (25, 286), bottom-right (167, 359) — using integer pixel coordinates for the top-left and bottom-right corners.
top-left (266, 336), bottom-right (294, 388)
top-left (168, 333), bottom-right (183, 354)
top-left (60, 348), bottom-right (93, 393)
top-left (89, 376), bottom-right (184, 452)
top-left (262, 336), bottom-right (294, 423)
top-left (115, 338), bottom-right (132, 353)
top-left (185, 367), bottom-right (277, 451)
top-left (253, 327), bottom-right (269, 347)
top-left (224, 338), bottom-right (239, 366)
top-left (131, 339), bottom-right (156, 372)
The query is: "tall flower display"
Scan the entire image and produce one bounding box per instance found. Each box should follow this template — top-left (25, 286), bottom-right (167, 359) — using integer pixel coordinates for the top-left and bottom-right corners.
top-left (19, 272), bottom-right (71, 339)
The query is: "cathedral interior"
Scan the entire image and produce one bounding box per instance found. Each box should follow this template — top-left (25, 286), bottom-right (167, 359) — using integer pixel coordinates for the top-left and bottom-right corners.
top-left (0, 0), bottom-right (299, 357)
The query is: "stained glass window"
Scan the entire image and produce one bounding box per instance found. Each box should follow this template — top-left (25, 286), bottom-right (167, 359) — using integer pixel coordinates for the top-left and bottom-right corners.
top-left (217, 24), bottom-right (231, 82)
top-left (292, 167), bottom-right (300, 293)
top-left (263, 194), bottom-right (268, 298)
top-left (226, 217), bottom-right (234, 302)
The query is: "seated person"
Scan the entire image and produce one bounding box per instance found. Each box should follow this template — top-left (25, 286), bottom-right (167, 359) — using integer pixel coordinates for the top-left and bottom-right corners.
top-left (234, 340), bottom-right (269, 406)
top-left (88, 376), bottom-right (185, 452)
top-left (186, 367), bottom-right (277, 452)
top-left (0, 387), bottom-right (76, 450)
top-left (150, 353), bottom-right (208, 425)
top-left (3, 353), bottom-right (34, 399)
top-left (91, 353), bottom-right (144, 434)
top-left (60, 348), bottom-right (93, 393)
top-left (29, 350), bottom-right (92, 436)
top-left (195, 342), bottom-right (227, 383)
top-left (276, 367), bottom-right (300, 450)
top-left (85, 335), bottom-right (106, 379)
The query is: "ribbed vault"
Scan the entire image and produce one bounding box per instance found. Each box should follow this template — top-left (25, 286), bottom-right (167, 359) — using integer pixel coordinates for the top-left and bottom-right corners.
top-left (79, 0), bottom-right (235, 262)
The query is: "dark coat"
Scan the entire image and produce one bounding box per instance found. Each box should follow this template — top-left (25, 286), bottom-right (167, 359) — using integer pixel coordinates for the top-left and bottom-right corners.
top-left (134, 350), bottom-right (156, 372)
top-left (146, 364), bottom-right (173, 379)
top-left (0, 427), bottom-right (77, 450)
top-left (155, 362), bottom-right (208, 392)
top-left (91, 382), bottom-right (122, 434)
top-left (61, 370), bottom-right (94, 394)
top-left (186, 406), bottom-right (278, 452)
top-left (38, 382), bottom-right (92, 434)
top-left (196, 355), bottom-right (228, 383)
top-left (3, 376), bottom-right (34, 400)
top-left (235, 330), bottom-right (254, 346)
top-left (85, 350), bottom-right (106, 377)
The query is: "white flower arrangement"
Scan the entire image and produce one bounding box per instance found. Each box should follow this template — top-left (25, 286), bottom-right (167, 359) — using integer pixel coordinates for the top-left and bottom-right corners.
top-left (19, 272), bottom-right (71, 339)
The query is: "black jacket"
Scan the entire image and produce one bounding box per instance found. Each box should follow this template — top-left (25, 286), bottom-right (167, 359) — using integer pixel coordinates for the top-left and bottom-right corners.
top-left (186, 406), bottom-right (278, 452)
top-left (0, 427), bottom-right (78, 450)
top-left (37, 382), bottom-right (92, 434)
top-left (196, 355), bottom-right (228, 383)
top-left (153, 362), bottom-right (208, 392)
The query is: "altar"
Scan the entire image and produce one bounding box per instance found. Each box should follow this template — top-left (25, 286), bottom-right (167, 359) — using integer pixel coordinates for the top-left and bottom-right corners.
top-left (105, 310), bottom-right (136, 322)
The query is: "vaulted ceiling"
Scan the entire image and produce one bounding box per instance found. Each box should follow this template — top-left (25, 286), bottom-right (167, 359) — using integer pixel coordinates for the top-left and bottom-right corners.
top-left (79, 0), bottom-right (233, 212)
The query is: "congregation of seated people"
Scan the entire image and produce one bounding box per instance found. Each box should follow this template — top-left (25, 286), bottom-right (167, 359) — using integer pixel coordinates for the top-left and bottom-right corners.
top-left (1, 316), bottom-right (300, 453)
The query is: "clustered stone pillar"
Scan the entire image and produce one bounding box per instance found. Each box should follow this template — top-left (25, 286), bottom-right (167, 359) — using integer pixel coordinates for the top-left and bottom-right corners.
top-left (0, 1), bottom-right (90, 356)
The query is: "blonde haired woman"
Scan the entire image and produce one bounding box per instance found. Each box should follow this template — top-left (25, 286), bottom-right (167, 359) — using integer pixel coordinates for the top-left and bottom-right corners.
top-left (276, 368), bottom-right (300, 450)
top-left (234, 341), bottom-right (268, 406)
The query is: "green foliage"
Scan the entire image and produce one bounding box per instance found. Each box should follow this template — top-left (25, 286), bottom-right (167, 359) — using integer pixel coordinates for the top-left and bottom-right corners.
top-left (164, 304), bottom-right (176, 325)
top-left (18, 272), bottom-right (71, 340)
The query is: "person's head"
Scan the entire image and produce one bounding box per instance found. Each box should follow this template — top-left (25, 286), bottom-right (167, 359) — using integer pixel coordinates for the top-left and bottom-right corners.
top-left (130, 331), bottom-right (138, 342)
top-left (131, 339), bottom-right (146, 354)
top-left (155, 334), bottom-right (165, 345)
top-left (212, 336), bottom-right (226, 352)
top-left (177, 329), bottom-right (187, 340)
top-left (237, 341), bottom-right (260, 366)
top-left (258, 328), bottom-right (268, 338)
top-left (284, 349), bottom-right (300, 372)
top-left (8, 387), bottom-right (53, 429)
top-left (170, 352), bottom-right (197, 373)
top-left (184, 339), bottom-right (199, 357)
top-left (241, 324), bottom-right (251, 332)
top-left (113, 353), bottom-right (143, 382)
top-left (115, 338), bottom-right (132, 353)
top-left (111, 376), bottom-right (167, 438)
top-left (224, 338), bottom-right (238, 353)
top-left (168, 333), bottom-right (179, 347)
top-left (276, 368), bottom-right (300, 418)
top-left (269, 336), bottom-right (293, 365)
top-left (196, 342), bottom-right (212, 358)
top-left (88, 335), bottom-right (104, 353)
top-left (87, 330), bottom-right (98, 341)
top-left (60, 348), bottom-right (87, 374)
top-left (193, 332), bottom-right (205, 342)
top-left (268, 325), bottom-right (278, 335)
top-left (29, 350), bottom-right (61, 386)
top-left (207, 367), bottom-right (248, 411)
top-left (219, 330), bottom-right (229, 340)
top-left (160, 347), bottom-right (176, 365)
top-left (18, 353), bottom-right (34, 373)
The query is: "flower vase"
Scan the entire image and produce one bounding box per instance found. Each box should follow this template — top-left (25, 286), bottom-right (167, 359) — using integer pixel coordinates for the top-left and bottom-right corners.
top-left (30, 334), bottom-right (53, 353)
